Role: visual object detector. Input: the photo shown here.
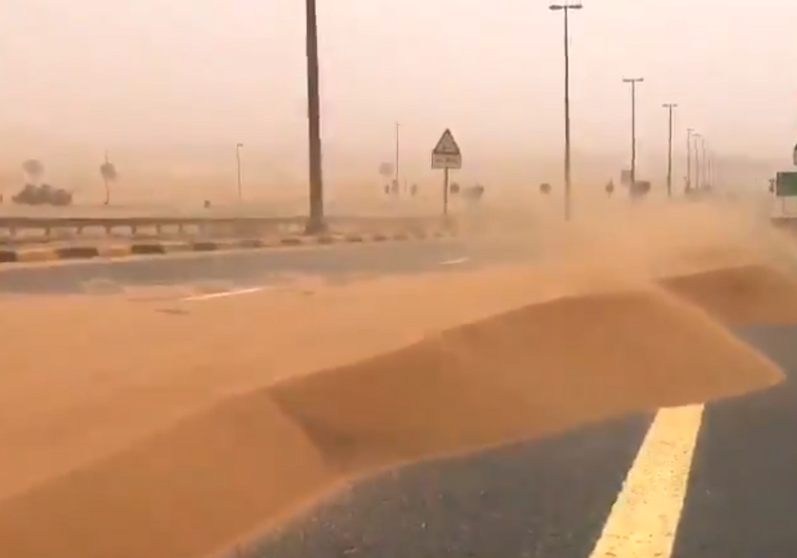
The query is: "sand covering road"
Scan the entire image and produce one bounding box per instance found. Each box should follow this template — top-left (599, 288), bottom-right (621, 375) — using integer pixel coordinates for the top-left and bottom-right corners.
top-left (662, 263), bottom-right (797, 325)
top-left (0, 201), bottom-right (796, 558)
top-left (0, 270), bottom-right (789, 558)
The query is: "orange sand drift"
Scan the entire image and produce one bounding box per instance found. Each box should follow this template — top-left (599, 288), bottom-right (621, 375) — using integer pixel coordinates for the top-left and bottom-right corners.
top-left (1, 192), bottom-right (796, 558)
top-left (0, 271), bottom-right (784, 558)
top-left (661, 263), bottom-right (797, 325)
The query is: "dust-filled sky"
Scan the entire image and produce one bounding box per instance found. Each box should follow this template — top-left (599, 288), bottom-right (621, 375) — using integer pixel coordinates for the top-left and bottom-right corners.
top-left (0, 0), bottom-right (795, 191)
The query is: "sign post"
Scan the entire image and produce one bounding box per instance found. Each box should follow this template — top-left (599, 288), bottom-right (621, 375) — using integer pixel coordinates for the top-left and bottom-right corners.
top-left (431, 128), bottom-right (462, 216)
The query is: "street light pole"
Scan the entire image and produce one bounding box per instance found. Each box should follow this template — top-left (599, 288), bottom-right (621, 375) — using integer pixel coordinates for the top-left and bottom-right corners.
top-left (394, 122), bottom-right (401, 192)
top-left (693, 132), bottom-right (701, 190)
top-left (622, 77), bottom-right (644, 193)
top-left (305, 0), bottom-right (325, 233)
top-left (549, 1), bottom-right (582, 222)
top-left (686, 128), bottom-right (694, 191)
top-left (700, 137), bottom-right (707, 188)
top-left (236, 143), bottom-right (243, 201)
top-left (708, 150), bottom-right (714, 188)
top-left (103, 149), bottom-right (111, 206)
top-left (662, 103), bottom-right (677, 198)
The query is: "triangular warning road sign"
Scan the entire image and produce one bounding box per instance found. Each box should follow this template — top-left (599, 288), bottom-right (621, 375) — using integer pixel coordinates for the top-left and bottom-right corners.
top-left (432, 129), bottom-right (461, 156)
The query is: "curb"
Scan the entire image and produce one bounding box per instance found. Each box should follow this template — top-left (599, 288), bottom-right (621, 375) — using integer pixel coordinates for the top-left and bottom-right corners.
top-left (0, 230), bottom-right (453, 265)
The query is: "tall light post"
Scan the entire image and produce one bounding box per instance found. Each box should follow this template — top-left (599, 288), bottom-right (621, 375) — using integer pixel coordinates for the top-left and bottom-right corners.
top-left (700, 137), bottom-right (707, 188)
top-left (305, 0), bottom-right (325, 233)
top-left (102, 149), bottom-right (111, 206)
top-left (236, 143), bottom-right (244, 201)
top-left (394, 122), bottom-right (401, 192)
top-left (662, 103), bottom-right (677, 198)
top-left (549, 1), bottom-right (582, 221)
top-left (622, 77), bottom-right (644, 193)
top-left (708, 149), bottom-right (715, 188)
top-left (686, 128), bottom-right (694, 191)
top-left (693, 132), bottom-right (701, 190)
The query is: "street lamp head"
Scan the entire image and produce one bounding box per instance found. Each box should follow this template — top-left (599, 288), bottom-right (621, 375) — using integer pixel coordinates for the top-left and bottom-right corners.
top-left (549, 2), bottom-right (582, 10)
top-left (622, 77), bottom-right (644, 83)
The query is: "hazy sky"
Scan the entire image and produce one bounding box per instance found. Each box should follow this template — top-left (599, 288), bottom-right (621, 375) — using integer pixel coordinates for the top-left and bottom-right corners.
top-left (1, 0), bottom-right (796, 180)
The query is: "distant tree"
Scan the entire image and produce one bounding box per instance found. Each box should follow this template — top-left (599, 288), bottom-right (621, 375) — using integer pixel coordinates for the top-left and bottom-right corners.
top-left (22, 159), bottom-right (44, 185)
top-left (449, 182), bottom-right (460, 194)
top-left (378, 162), bottom-right (394, 178)
top-left (462, 184), bottom-right (485, 203)
top-left (540, 182), bottom-right (551, 195)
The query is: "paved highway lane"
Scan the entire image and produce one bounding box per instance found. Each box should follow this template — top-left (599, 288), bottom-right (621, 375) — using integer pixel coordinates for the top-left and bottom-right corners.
top-left (0, 241), bottom-right (462, 295)
top-left (231, 326), bottom-right (797, 558)
top-left (670, 325), bottom-right (797, 558)
top-left (238, 414), bottom-right (655, 558)
top-left (0, 238), bottom-right (536, 295)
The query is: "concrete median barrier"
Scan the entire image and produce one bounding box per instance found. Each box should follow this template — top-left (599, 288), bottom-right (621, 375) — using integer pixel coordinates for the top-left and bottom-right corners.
top-left (0, 229), bottom-right (455, 266)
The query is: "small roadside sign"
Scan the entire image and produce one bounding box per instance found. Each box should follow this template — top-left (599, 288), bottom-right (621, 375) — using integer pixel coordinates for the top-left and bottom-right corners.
top-left (431, 129), bottom-right (462, 170)
top-left (776, 171), bottom-right (797, 196)
top-left (431, 128), bottom-right (462, 217)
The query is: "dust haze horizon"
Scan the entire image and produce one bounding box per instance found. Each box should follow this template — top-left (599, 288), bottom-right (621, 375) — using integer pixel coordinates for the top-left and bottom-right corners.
top-left (1, 0), bottom-right (794, 200)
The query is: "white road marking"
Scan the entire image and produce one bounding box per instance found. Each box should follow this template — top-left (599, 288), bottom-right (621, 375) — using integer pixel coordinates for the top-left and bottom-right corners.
top-left (589, 404), bottom-right (705, 558)
top-left (440, 257), bottom-right (469, 265)
top-left (180, 287), bottom-right (266, 302)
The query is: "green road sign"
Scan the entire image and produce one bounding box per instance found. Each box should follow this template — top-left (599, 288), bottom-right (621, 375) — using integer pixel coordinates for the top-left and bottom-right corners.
top-left (776, 171), bottom-right (797, 196)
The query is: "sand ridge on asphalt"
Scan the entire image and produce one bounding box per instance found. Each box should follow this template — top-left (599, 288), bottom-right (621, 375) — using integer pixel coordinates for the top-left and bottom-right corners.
top-left (0, 265), bottom-right (614, 502)
top-left (0, 200), bottom-right (795, 558)
top-left (0, 275), bottom-right (788, 558)
top-left (660, 263), bottom-right (797, 325)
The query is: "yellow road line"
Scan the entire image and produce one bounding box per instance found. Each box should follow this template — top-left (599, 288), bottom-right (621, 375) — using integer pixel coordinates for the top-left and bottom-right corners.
top-left (589, 404), bottom-right (704, 558)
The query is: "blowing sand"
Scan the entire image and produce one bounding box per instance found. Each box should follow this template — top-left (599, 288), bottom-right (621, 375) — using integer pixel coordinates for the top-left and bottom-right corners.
top-left (0, 265), bottom-right (624, 503)
top-left (0, 199), bottom-right (795, 558)
top-left (0, 276), bottom-right (785, 558)
top-left (660, 263), bottom-right (797, 325)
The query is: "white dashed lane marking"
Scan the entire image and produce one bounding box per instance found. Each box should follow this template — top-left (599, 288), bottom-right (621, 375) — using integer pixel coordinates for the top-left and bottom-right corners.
top-left (180, 287), bottom-right (267, 302)
top-left (440, 257), bottom-right (469, 266)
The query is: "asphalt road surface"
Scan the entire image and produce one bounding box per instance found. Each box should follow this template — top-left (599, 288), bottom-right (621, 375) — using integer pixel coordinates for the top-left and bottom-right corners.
top-left (0, 238), bottom-right (535, 295)
top-left (227, 325), bottom-right (797, 558)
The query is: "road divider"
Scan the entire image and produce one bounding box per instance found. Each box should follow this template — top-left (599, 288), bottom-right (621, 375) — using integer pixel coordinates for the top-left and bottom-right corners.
top-left (0, 229), bottom-right (453, 265)
top-left (0, 214), bottom-right (448, 239)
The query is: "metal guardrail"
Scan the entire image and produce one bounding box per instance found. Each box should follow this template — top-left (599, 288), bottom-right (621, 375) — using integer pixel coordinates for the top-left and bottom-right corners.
top-left (0, 214), bottom-right (444, 236)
